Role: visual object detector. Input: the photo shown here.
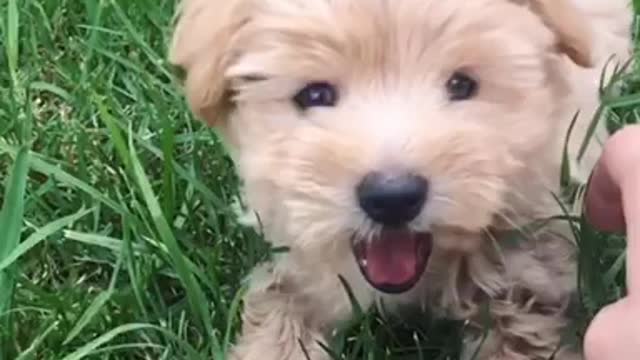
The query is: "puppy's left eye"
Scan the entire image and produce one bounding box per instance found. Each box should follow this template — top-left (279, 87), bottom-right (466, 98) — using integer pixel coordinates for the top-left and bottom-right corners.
top-left (446, 72), bottom-right (478, 101)
top-left (293, 82), bottom-right (338, 110)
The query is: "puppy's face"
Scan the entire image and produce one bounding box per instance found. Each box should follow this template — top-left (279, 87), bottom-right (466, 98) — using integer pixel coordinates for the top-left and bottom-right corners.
top-left (171, 0), bottom-right (593, 294)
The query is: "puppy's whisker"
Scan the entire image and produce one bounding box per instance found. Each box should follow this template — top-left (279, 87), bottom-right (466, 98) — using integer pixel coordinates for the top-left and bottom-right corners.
top-left (429, 194), bottom-right (458, 208)
top-left (492, 210), bottom-right (528, 235)
top-left (353, 221), bottom-right (381, 244)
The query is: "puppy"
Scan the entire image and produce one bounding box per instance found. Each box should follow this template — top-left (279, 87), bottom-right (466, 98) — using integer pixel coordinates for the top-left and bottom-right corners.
top-left (169, 0), bottom-right (633, 359)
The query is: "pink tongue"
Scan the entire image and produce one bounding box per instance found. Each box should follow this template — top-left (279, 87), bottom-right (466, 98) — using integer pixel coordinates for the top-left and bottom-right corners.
top-left (364, 231), bottom-right (418, 286)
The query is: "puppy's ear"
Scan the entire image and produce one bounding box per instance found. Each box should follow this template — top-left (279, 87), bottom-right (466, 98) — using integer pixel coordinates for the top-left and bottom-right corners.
top-left (524, 0), bottom-right (594, 68)
top-left (169, 0), bottom-right (246, 126)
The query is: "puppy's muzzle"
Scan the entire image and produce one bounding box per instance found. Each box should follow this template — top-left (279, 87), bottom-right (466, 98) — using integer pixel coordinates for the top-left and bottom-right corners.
top-left (353, 171), bottom-right (433, 294)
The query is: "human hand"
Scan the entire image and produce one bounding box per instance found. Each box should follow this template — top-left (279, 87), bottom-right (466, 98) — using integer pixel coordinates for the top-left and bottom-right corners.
top-left (583, 125), bottom-right (640, 360)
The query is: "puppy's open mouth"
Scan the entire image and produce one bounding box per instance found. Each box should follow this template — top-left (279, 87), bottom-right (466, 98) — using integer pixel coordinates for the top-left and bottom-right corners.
top-left (352, 229), bottom-right (433, 294)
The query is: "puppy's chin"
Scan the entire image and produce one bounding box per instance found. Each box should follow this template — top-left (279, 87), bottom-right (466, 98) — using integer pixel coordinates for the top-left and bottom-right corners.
top-left (352, 229), bottom-right (433, 294)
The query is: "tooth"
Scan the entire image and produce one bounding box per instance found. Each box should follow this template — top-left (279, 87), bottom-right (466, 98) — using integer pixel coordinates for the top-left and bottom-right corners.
top-left (359, 259), bottom-right (368, 267)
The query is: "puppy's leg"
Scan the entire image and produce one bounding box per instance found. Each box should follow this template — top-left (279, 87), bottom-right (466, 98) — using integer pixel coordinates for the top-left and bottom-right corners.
top-left (230, 289), bottom-right (328, 360)
top-left (461, 297), bottom-right (580, 360)
top-left (229, 262), bottom-right (368, 360)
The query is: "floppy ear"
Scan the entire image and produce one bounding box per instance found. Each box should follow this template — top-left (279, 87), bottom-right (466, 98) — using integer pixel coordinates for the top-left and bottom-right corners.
top-left (523, 0), bottom-right (594, 68)
top-left (169, 0), bottom-right (246, 126)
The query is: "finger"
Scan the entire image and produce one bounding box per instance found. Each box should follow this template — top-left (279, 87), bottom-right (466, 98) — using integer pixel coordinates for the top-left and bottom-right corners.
top-left (622, 169), bottom-right (640, 295)
top-left (583, 125), bottom-right (640, 294)
top-left (584, 157), bottom-right (626, 233)
top-left (604, 126), bottom-right (640, 294)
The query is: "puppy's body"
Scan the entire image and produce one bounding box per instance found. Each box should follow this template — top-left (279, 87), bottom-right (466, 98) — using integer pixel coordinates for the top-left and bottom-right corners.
top-left (170, 0), bottom-right (633, 359)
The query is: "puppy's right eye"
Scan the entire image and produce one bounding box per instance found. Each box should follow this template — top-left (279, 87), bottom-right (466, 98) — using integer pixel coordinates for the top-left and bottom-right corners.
top-left (293, 82), bottom-right (338, 110)
top-left (446, 72), bottom-right (478, 101)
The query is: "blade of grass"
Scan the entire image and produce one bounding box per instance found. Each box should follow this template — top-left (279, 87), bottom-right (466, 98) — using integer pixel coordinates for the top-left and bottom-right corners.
top-left (0, 208), bottom-right (93, 272)
top-left (109, 0), bottom-right (175, 81)
top-left (160, 115), bottom-right (176, 223)
top-left (0, 139), bottom-right (129, 215)
top-left (127, 129), bottom-right (220, 355)
top-left (577, 57), bottom-right (633, 162)
top-left (0, 146), bottom-right (30, 360)
top-left (64, 230), bottom-right (146, 254)
top-left (560, 111), bottom-right (580, 189)
top-left (103, 117), bottom-right (232, 214)
top-left (93, 95), bottom-right (132, 173)
top-left (60, 323), bottom-right (157, 360)
top-left (222, 283), bottom-right (248, 355)
top-left (63, 251), bottom-right (123, 345)
top-left (84, 343), bottom-right (165, 357)
top-left (6, 0), bottom-right (19, 85)
top-left (15, 320), bottom-right (60, 360)
top-left (29, 81), bottom-right (72, 102)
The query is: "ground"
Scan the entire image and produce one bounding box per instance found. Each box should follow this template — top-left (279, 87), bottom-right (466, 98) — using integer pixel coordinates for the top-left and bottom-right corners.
top-left (0, 0), bottom-right (639, 359)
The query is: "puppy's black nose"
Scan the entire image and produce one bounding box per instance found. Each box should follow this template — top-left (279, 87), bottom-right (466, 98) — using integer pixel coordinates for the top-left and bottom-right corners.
top-left (357, 172), bottom-right (428, 227)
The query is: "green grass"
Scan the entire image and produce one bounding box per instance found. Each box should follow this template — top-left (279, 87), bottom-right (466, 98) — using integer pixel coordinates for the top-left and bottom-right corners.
top-left (0, 0), bottom-right (639, 359)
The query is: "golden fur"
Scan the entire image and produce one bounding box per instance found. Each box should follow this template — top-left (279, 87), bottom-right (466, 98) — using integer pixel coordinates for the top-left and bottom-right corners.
top-left (169, 0), bottom-right (633, 358)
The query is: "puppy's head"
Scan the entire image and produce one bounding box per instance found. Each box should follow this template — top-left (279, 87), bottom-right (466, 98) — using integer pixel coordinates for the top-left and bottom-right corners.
top-left (171, 0), bottom-right (593, 294)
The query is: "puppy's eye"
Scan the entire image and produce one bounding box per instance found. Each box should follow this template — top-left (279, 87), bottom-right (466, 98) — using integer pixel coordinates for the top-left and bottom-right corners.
top-left (446, 72), bottom-right (478, 101)
top-left (293, 82), bottom-right (338, 110)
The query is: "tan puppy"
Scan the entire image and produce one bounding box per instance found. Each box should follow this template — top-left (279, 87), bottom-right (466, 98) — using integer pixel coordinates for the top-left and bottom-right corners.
top-left (169, 0), bottom-right (633, 359)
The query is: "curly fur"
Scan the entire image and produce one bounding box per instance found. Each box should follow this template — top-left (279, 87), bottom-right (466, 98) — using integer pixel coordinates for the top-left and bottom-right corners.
top-left (169, 0), bottom-right (633, 359)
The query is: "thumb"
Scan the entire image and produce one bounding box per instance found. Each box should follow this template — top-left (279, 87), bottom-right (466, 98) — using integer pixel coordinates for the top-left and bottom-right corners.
top-left (585, 125), bottom-right (640, 295)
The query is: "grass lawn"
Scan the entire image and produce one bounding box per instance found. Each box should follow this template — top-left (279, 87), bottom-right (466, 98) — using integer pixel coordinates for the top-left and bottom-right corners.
top-left (1, 0), bottom-right (640, 359)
